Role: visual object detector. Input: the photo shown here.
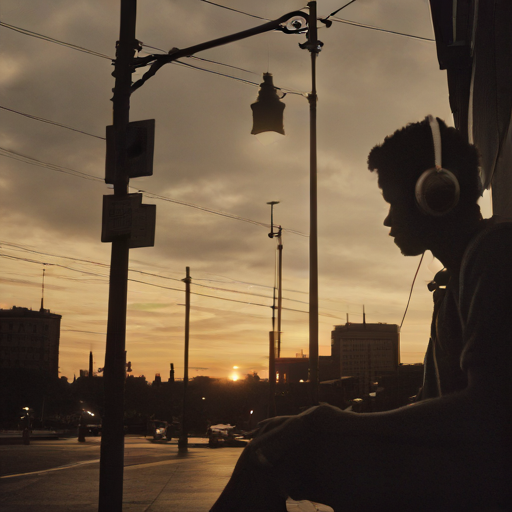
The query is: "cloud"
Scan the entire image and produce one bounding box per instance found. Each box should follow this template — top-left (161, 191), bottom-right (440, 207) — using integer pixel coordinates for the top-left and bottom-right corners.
top-left (0, 0), bottom-right (447, 379)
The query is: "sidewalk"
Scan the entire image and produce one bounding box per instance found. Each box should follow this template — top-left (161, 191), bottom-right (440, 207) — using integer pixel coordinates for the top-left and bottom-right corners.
top-left (0, 439), bottom-right (242, 512)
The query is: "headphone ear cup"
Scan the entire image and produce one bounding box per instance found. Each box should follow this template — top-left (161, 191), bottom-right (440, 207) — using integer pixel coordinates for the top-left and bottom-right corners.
top-left (415, 167), bottom-right (460, 216)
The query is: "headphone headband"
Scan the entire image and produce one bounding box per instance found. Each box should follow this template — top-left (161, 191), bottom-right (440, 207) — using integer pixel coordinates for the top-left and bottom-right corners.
top-left (414, 116), bottom-right (460, 216)
top-left (427, 115), bottom-right (442, 169)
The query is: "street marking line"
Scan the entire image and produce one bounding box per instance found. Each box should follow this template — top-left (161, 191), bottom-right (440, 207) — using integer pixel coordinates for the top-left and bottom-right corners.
top-left (1, 459), bottom-right (100, 479)
top-left (2, 457), bottom-right (188, 479)
top-left (124, 459), bottom-right (186, 470)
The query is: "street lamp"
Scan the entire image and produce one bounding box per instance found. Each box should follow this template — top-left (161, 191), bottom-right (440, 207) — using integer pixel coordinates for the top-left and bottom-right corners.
top-left (251, 74), bottom-right (285, 136)
top-left (253, 3), bottom-right (322, 403)
top-left (99, 2), bottom-right (325, 510)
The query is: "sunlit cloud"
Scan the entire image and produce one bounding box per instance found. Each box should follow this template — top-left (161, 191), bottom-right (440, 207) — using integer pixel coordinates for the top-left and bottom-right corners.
top-left (0, 0), bottom-right (452, 380)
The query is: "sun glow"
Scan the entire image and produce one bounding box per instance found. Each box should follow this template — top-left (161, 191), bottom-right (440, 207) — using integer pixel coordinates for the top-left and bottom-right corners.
top-left (230, 372), bottom-right (240, 381)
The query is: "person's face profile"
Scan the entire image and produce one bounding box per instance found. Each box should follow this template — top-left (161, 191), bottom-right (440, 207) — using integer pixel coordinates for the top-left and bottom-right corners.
top-left (381, 186), bottom-right (426, 257)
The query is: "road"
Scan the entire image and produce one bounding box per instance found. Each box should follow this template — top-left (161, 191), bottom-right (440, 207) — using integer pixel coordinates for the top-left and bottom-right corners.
top-left (0, 435), bottom-right (243, 511)
top-left (1, 435), bottom-right (201, 477)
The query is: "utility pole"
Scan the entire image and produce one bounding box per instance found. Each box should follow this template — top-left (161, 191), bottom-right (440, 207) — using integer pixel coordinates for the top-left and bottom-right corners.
top-left (179, 266), bottom-right (191, 453)
top-left (302, 1), bottom-right (320, 405)
top-left (98, 1), bottom-right (137, 510)
top-left (276, 227), bottom-right (283, 358)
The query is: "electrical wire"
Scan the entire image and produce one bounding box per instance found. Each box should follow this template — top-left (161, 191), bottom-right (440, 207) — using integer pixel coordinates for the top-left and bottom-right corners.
top-left (199, 1), bottom-right (434, 42)
top-left (0, 105), bottom-right (105, 140)
top-left (0, 21), bottom-right (112, 60)
top-left (400, 252), bottom-right (425, 328)
top-left (137, 189), bottom-right (308, 236)
top-left (173, 60), bottom-right (261, 88)
top-left (330, 17), bottom-right (435, 42)
top-left (323, 0), bottom-right (358, 21)
top-left (0, 147), bottom-right (307, 237)
top-left (0, 146), bottom-right (104, 183)
top-left (172, 60), bottom-right (306, 97)
top-left (0, 248), bottom-right (348, 320)
top-left (189, 55), bottom-right (259, 75)
top-left (140, 45), bottom-right (260, 76)
top-left (0, 241), bottom-right (306, 304)
top-left (200, 0), bottom-right (271, 21)
top-left (1, 18), bottom-right (299, 94)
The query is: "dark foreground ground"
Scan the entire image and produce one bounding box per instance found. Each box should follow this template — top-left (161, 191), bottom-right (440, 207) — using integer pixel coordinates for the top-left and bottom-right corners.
top-left (0, 435), bottom-right (242, 511)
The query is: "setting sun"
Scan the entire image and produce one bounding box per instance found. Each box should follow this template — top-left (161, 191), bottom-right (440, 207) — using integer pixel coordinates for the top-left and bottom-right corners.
top-left (230, 372), bottom-right (240, 382)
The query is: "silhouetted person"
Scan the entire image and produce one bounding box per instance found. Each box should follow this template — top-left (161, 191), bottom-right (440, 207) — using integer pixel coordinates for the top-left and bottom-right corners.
top-left (210, 116), bottom-right (512, 512)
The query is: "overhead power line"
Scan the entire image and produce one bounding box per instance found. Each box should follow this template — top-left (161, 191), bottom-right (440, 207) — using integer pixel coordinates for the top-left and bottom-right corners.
top-left (200, 0), bottom-right (270, 21)
top-left (0, 241), bottom-right (305, 304)
top-left (140, 46), bottom-right (261, 76)
top-left (173, 60), bottom-right (306, 97)
top-left (330, 17), bottom-right (435, 41)
top-left (0, 242), bottom-right (350, 319)
top-left (0, 251), bottom-right (295, 312)
top-left (199, 1), bottom-right (433, 42)
top-left (138, 189), bottom-right (307, 236)
top-left (0, 146), bottom-right (307, 236)
top-left (189, 55), bottom-right (259, 75)
top-left (0, 105), bottom-right (105, 140)
top-left (2, 18), bottom-right (300, 93)
top-left (0, 146), bottom-right (104, 183)
top-left (327, 1), bottom-right (358, 18)
top-left (0, 21), bottom-right (112, 59)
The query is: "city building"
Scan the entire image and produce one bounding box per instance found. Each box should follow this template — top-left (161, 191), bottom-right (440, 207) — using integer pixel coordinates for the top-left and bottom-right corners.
top-left (332, 322), bottom-right (400, 395)
top-left (0, 306), bottom-right (62, 378)
top-left (275, 321), bottom-right (400, 398)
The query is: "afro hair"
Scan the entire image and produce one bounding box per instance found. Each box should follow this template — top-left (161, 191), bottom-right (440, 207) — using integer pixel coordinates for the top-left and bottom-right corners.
top-left (367, 117), bottom-right (482, 209)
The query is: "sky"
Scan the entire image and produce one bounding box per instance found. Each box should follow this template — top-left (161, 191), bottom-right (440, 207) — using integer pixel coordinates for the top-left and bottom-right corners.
top-left (0, 0), bottom-right (493, 382)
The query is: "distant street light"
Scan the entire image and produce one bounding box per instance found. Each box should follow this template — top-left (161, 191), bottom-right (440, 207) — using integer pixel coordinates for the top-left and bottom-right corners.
top-left (266, 200), bottom-right (283, 416)
top-left (266, 201), bottom-right (283, 358)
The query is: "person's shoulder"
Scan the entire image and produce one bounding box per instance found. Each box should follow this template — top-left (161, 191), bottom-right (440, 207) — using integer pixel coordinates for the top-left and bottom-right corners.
top-left (462, 217), bottom-right (512, 273)
top-left (468, 216), bottom-right (512, 252)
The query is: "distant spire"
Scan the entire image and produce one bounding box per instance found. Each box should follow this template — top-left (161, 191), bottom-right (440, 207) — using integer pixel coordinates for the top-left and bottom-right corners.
top-left (40, 266), bottom-right (46, 312)
top-left (346, 313), bottom-right (349, 324)
top-left (170, 363), bottom-right (175, 383)
top-left (363, 305), bottom-right (366, 325)
top-left (89, 351), bottom-right (93, 379)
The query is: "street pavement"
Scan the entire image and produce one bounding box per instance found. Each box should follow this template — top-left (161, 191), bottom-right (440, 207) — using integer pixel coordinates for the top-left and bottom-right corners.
top-left (0, 435), bottom-right (243, 511)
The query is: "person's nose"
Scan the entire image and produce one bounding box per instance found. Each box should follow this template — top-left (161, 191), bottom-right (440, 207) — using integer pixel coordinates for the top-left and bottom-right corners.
top-left (383, 207), bottom-right (392, 227)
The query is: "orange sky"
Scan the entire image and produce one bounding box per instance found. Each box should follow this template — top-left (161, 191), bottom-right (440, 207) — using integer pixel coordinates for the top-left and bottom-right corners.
top-left (0, 0), bottom-right (493, 381)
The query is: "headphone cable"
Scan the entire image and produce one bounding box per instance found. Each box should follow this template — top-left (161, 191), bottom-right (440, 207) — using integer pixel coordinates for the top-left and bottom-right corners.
top-left (400, 251), bottom-right (425, 329)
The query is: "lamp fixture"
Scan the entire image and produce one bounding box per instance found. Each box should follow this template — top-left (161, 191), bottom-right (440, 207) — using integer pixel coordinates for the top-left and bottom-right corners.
top-left (251, 73), bottom-right (285, 136)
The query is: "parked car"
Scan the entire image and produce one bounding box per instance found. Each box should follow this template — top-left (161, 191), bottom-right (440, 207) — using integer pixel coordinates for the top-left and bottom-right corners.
top-left (207, 424), bottom-right (247, 448)
top-left (147, 420), bottom-right (169, 440)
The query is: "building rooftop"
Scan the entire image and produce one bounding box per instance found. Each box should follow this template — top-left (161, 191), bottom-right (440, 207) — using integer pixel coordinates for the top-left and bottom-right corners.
top-left (333, 322), bottom-right (399, 333)
top-left (0, 306), bottom-right (61, 319)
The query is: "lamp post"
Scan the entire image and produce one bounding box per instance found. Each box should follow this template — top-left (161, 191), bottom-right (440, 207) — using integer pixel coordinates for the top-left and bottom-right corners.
top-left (99, 2), bottom-right (324, 509)
top-left (305, 1), bottom-right (321, 406)
top-left (253, 3), bottom-right (322, 404)
top-left (267, 201), bottom-right (283, 358)
top-left (267, 200), bottom-right (281, 417)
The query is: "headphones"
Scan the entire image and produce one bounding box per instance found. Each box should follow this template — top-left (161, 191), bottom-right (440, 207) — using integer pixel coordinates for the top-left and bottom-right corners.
top-left (414, 115), bottom-right (460, 216)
